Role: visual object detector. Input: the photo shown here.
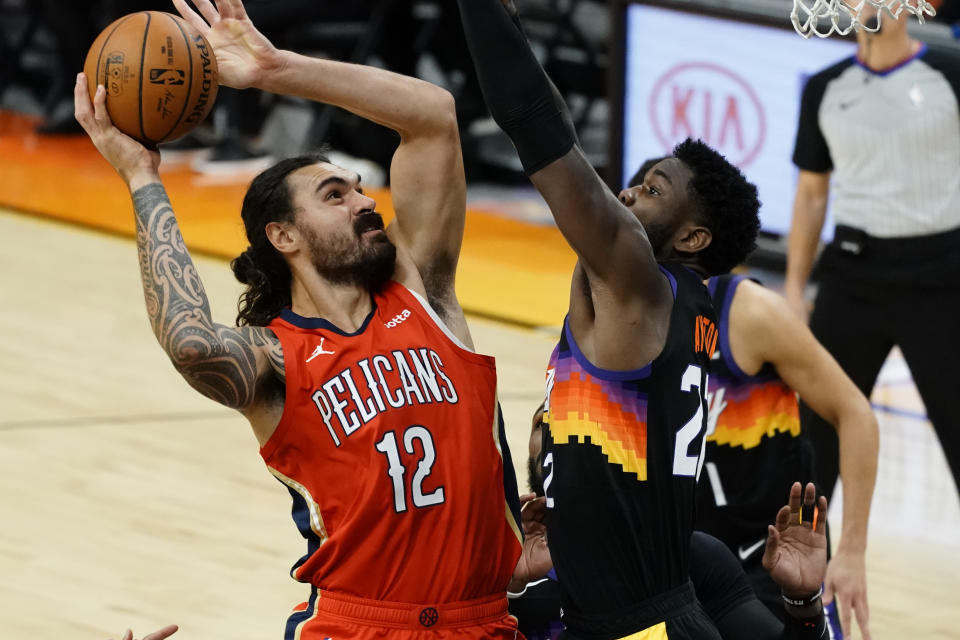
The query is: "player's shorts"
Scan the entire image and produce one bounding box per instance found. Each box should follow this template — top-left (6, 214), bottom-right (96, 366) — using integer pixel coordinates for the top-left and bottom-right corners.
top-left (558, 582), bottom-right (721, 640)
top-left (284, 588), bottom-right (523, 639)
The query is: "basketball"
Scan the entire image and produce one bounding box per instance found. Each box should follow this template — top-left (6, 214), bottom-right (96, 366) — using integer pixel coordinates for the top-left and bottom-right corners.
top-left (82, 11), bottom-right (219, 146)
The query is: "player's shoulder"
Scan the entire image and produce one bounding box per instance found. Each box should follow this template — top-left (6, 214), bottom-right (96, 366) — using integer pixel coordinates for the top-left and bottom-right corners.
top-left (239, 323), bottom-right (282, 347)
top-left (730, 280), bottom-right (814, 368)
top-left (727, 279), bottom-right (801, 344)
top-left (724, 280), bottom-right (804, 374)
top-left (730, 279), bottom-right (787, 322)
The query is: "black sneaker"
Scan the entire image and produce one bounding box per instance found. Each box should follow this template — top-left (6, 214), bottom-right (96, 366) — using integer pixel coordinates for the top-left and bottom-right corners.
top-left (192, 136), bottom-right (272, 174)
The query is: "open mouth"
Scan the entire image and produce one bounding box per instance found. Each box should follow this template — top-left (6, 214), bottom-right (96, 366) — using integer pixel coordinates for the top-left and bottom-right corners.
top-left (355, 212), bottom-right (385, 236)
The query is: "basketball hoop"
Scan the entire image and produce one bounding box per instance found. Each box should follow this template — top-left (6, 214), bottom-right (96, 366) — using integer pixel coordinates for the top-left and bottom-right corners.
top-left (791, 0), bottom-right (937, 38)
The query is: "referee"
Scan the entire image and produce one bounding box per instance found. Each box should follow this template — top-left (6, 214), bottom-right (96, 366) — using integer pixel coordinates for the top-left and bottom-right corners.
top-left (785, 5), bottom-right (960, 503)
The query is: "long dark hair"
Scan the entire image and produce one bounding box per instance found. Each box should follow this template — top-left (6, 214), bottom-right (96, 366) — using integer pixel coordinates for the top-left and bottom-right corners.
top-left (230, 153), bottom-right (329, 326)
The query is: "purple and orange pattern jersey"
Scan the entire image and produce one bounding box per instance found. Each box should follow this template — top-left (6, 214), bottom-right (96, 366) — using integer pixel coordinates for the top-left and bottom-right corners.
top-left (540, 262), bottom-right (716, 637)
top-left (546, 365), bottom-right (650, 480)
top-left (707, 381), bottom-right (800, 451)
top-left (695, 275), bottom-right (816, 554)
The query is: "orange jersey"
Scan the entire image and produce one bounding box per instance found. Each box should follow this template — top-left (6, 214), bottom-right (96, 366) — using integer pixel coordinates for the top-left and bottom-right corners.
top-left (262, 281), bottom-right (523, 605)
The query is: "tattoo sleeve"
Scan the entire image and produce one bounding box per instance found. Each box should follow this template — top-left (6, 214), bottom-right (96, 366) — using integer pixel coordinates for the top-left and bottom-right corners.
top-left (131, 183), bottom-right (282, 409)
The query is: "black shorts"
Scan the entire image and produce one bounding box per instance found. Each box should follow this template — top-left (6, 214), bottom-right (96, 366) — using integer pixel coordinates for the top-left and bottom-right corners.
top-left (558, 582), bottom-right (721, 640)
top-left (742, 559), bottom-right (785, 623)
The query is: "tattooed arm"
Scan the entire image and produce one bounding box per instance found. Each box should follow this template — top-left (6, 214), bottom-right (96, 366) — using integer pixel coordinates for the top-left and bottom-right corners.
top-left (132, 183), bottom-right (283, 408)
top-left (74, 74), bottom-right (282, 421)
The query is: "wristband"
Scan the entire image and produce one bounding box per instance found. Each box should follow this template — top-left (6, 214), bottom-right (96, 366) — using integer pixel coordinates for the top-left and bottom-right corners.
top-left (782, 586), bottom-right (823, 608)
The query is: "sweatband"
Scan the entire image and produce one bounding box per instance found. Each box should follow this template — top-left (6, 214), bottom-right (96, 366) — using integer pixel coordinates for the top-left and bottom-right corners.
top-left (457, 0), bottom-right (577, 175)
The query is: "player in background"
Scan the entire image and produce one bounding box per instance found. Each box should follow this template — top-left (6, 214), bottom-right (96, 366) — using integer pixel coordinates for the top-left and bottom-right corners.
top-left (626, 159), bottom-right (878, 639)
top-left (456, 0), bottom-right (761, 637)
top-left (75, 0), bottom-right (543, 637)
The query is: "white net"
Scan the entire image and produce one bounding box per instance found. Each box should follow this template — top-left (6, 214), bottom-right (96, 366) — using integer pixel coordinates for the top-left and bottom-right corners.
top-left (791, 0), bottom-right (937, 38)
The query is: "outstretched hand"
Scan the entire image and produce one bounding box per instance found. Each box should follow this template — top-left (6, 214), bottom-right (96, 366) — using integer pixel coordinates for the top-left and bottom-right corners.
top-left (509, 493), bottom-right (552, 591)
top-left (111, 624), bottom-right (179, 640)
top-left (74, 74), bottom-right (160, 188)
top-left (762, 481), bottom-right (828, 597)
top-left (171, 0), bottom-right (281, 89)
top-left (825, 549), bottom-right (871, 640)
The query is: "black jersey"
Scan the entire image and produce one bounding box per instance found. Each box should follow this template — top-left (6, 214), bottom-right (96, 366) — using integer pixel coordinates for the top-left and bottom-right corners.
top-left (541, 262), bottom-right (717, 637)
top-left (695, 275), bottom-right (817, 560)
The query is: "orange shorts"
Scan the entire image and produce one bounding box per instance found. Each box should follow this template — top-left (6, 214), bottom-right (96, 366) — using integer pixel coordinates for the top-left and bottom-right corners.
top-left (284, 588), bottom-right (523, 640)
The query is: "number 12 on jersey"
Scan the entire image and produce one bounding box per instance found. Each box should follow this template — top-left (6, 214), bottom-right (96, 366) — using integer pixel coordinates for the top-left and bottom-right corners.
top-left (375, 425), bottom-right (446, 513)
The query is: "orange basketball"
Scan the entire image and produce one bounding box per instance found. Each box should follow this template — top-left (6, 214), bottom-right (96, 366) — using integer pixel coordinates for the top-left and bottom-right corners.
top-left (83, 11), bottom-right (219, 146)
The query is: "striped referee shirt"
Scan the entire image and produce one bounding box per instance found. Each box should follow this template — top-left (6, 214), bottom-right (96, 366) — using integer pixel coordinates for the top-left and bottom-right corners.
top-left (793, 43), bottom-right (960, 238)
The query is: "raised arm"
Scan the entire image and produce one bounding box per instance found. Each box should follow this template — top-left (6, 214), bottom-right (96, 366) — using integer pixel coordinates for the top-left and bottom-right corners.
top-left (784, 170), bottom-right (830, 321)
top-left (730, 281), bottom-right (877, 639)
top-left (173, 0), bottom-right (466, 327)
top-left (456, 0), bottom-right (668, 322)
top-left (268, 53), bottom-right (464, 320)
top-left (74, 76), bottom-right (281, 433)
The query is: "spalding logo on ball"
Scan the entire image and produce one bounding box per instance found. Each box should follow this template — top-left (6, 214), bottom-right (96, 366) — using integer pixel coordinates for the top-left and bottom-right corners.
top-left (83, 11), bottom-right (219, 145)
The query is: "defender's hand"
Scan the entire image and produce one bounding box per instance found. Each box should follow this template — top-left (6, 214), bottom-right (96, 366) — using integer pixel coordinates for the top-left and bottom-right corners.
top-left (825, 549), bottom-right (871, 639)
top-left (509, 494), bottom-right (552, 591)
top-left (111, 624), bottom-right (179, 640)
top-left (172, 0), bottom-right (281, 90)
top-left (74, 74), bottom-right (160, 189)
top-left (518, 493), bottom-right (547, 536)
top-left (762, 481), bottom-right (828, 597)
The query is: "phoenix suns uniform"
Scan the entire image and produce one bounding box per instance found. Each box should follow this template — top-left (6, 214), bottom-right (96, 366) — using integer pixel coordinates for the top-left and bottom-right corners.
top-left (695, 274), bottom-right (818, 619)
top-left (541, 262), bottom-right (721, 640)
top-left (262, 280), bottom-right (524, 639)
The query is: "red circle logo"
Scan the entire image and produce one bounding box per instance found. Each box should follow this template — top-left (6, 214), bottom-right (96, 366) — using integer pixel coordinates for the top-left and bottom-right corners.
top-left (648, 62), bottom-right (766, 168)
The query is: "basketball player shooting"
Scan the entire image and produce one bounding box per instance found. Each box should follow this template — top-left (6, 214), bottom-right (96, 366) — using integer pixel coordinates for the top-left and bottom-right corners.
top-left (457, 1), bottom-right (761, 638)
top-left (74, 1), bottom-right (542, 637)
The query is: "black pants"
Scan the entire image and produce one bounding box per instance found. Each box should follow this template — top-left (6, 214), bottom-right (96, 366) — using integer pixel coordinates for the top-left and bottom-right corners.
top-left (801, 225), bottom-right (960, 501)
top-left (558, 582), bottom-right (721, 640)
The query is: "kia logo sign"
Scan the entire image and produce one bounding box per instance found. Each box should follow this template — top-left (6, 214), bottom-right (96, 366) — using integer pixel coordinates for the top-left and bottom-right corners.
top-left (648, 62), bottom-right (766, 168)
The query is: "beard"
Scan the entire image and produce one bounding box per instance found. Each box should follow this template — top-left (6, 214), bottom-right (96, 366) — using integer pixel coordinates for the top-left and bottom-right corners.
top-left (641, 218), bottom-right (673, 258)
top-left (527, 455), bottom-right (545, 497)
top-left (304, 212), bottom-right (397, 292)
